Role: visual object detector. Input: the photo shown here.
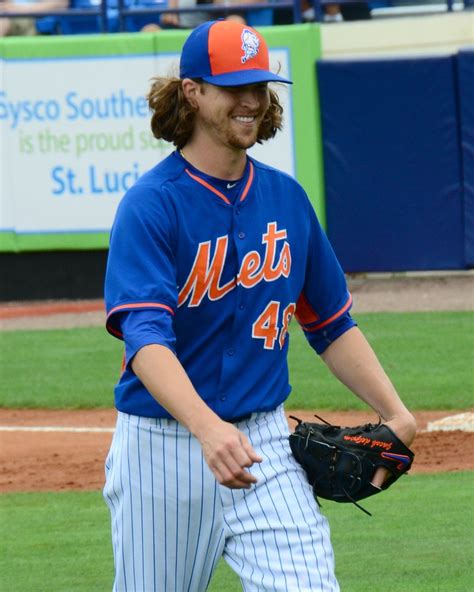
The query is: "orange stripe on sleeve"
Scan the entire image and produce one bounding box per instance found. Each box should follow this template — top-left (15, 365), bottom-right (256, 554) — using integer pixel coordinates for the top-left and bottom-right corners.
top-left (301, 293), bottom-right (353, 333)
top-left (107, 302), bottom-right (175, 319)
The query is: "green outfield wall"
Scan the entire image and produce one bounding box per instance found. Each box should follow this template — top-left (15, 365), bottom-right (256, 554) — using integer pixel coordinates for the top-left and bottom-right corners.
top-left (0, 25), bottom-right (323, 253)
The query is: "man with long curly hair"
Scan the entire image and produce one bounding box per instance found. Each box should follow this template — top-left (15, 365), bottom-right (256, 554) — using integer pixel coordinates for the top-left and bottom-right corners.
top-left (104, 19), bottom-right (416, 591)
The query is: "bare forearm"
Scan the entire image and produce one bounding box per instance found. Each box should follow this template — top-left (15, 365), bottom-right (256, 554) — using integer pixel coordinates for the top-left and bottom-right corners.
top-left (131, 343), bottom-right (218, 438)
top-left (321, 327), bottom-right (416, 443)
top-left (131, 344), bottom-right (262, 488)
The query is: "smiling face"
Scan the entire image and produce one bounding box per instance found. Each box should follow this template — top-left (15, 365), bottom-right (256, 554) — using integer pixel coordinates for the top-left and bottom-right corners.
top-left (187, 81), bottom-right (271, 152)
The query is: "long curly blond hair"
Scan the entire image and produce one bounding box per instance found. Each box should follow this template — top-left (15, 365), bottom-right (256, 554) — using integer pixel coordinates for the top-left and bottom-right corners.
top-left (147, 78), bottom-right (284, 150)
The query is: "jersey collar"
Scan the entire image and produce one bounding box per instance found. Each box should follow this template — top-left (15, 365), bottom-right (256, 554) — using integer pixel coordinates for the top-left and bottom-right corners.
top-left (178, 151), bottom-right (255, 206)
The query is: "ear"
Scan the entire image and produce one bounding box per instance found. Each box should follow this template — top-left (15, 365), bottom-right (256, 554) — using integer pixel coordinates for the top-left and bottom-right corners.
top-left (182, 79), bottom-right (201, 109)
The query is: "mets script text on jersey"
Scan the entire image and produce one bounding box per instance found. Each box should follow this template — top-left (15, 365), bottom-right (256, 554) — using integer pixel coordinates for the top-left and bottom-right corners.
top-left (178, 222), bottom-right (292, 308)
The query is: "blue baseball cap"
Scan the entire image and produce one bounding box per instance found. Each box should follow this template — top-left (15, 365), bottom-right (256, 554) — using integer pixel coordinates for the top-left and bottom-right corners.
top-left (179, 20), bottom-right (292, 87)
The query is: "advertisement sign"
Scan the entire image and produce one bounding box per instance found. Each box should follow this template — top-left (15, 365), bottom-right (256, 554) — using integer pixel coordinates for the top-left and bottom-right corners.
top-left (0, 25), bottom-right (324, 251)
top-left (0, 50), bottom-right (293, 235)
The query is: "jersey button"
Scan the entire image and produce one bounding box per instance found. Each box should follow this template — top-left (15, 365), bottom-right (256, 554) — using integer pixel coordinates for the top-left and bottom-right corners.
top-left (220, 396), bottom-right (226, 401)
top-left (239, 303), bottom-right (245, 310)
top-left (227, 348), bottom-right (235, 356)
top-left (238, 231), bottom-right (246, 239)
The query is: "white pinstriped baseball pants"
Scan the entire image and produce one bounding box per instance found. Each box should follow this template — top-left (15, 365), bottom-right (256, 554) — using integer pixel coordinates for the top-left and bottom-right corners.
top-left (103, 405), bottom-right (340, 592)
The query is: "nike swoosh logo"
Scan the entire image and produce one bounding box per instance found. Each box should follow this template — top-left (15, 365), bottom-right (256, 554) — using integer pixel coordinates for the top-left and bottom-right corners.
top-left (227, 182), bottom-right (238, 189)
top-left (381, 452), bottom-right (411, 470)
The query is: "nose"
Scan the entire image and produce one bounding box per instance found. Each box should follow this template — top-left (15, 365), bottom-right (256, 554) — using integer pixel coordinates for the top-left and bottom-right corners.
top-left (238, 88), bottom-right (262, 109)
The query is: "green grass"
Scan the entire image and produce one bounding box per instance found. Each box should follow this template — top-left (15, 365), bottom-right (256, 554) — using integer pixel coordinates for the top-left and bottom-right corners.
top-left (287, 311), bottom-right (474, 410)
top-left (0, 491), bottom-right (113, 591)
top-left (1, 312), bottom-right (472, 410)
top-left (0, 327), bottom-right (123, 408)
top-left (327, 471), bottom-right (474, 592)
top-left (1, 473), bottom-right (473, 591)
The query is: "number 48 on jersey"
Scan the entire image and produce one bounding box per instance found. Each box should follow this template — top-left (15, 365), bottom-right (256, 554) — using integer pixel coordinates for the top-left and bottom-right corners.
top-left (252, 301), bottom-right (296, 350)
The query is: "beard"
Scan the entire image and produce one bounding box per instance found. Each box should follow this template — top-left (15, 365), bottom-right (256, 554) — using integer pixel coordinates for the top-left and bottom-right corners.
top-left (226, 126), bottom-right (260, 150)
top-left (198, 108), bottom-right (267, 151)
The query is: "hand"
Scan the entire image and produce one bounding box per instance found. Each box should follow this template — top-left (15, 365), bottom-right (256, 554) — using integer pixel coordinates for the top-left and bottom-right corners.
top-left (371, 412), bottom-right (417, 488)
top-left (195, 419), bottom-right (263, 489)
top-left (160, 12), bottom-right (179, 26)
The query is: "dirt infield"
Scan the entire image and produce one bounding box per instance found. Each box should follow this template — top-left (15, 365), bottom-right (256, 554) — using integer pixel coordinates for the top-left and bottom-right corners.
top-left (0, 274), bottom-right (472, 493)
top-left (0, 408), bottom-right (473, 493)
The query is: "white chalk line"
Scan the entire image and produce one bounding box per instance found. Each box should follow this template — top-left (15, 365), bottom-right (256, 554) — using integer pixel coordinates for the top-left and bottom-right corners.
top-left (0, 426), bottom-right (114, 433)
top-left (1, 412), bottom-right (473, 434)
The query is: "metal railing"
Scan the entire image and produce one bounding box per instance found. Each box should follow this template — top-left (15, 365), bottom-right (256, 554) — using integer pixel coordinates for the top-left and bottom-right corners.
top-left (0, 0), bottom-right (471, 35)
top-left (0, 2), bottom-right (108, 33)
top-left (116, 0), bottom-right (301, 32)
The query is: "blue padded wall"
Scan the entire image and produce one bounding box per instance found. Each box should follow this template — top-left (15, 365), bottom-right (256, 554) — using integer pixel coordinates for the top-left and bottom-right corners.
top-left (317, 56), bottom-right (465, 272)
top-left (457, 49), bottom-right (474, 267)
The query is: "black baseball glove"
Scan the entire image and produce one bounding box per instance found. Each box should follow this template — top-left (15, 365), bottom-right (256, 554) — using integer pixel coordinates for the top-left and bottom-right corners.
top-left (289, 415), bottom-right (415, 515)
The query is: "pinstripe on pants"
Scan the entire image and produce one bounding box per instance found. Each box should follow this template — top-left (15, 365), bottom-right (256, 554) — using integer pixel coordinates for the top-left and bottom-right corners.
top-left (103, 406), bottom-right (340, 592)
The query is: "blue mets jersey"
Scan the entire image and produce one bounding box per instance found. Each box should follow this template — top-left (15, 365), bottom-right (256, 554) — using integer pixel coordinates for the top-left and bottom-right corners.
top-left (105, 151), bottom-right (354, 419)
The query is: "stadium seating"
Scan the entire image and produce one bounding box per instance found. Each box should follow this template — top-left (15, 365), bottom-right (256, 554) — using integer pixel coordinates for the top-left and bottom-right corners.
top-left (6, 0), bottom-right (472, 35)
top-left (36, 0), bottom-right (168, 35)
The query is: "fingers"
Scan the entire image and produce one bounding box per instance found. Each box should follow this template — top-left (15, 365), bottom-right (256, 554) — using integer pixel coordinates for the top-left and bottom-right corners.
top-left (212, 457), bottom-right (257, 489)
top-left (199, 423), bottom-right (263, 490)
top-left (240, 435), bottom-right (263, 466)
top-left (211, 435), bottom-right (261, 489)
top-left (370, 466), bottom-right (389, 489)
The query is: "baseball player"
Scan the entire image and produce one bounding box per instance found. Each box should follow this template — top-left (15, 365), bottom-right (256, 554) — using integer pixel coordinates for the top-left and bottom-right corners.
top-left (103, 20), bottom-right (416, 591)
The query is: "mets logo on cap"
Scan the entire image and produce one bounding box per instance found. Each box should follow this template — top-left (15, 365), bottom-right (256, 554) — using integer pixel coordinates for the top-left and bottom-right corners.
top-left (179, 20), bottom-right (293, 86)
top-left (241, 29), bottom-right (260, 64)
